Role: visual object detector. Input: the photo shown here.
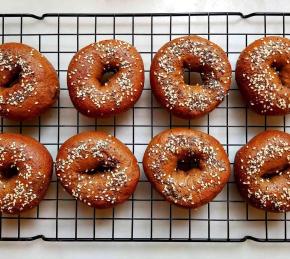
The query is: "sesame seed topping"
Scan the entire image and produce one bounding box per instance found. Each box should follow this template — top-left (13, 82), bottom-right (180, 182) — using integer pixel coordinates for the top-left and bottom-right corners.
top-left (146, 132), bottom-right (228, 205)
top-left (0, 51), bottom-right (36, 109)
top-left (239, 38), bottom-right (290, 114)
top-left (237, 135), bottom-right (290, 212)
top-left (56, 137), bottom-right (130, 206)
top-left (0, 141), bottom-right (46, 213)
top-left (68, 40), bottom-right (143, 115)
top-left (153, 37), bottom-right (230, 113)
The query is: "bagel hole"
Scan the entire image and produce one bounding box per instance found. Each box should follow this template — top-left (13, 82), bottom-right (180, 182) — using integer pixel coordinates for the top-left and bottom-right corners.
top-left (0, 164), bottom-right (19, 179)
top-left (271, 62), bottom-right (283, 76)
top-left (176, 154), bottom-right (200, 172)
top-left (82, 160), bottom-right (117, 175)
top-left (100, 67), bottom-right (119, 85)
top-left (261, 164), bottom-right (289, 180)
top-left (2, 69), bottom-right (21, 88)
top-left (183, 68), bottom-right (203, 86)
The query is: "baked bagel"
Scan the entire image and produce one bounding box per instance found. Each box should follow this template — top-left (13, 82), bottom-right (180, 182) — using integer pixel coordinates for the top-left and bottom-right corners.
top-left (150, 36), bottom-right (232, 119)
top-left (0, 133), bottom-right (53, 214)
top-left (234, 130), bottom-right (290, 212)
top-left (67, 39), bottom-right (144, 118)
top-left (0, 42), bottom-right (59, 121)
top-left (56, 131), bottom-right (140, 208)
top-left (236, 36), bottom-right (290, 115)
top-left (143, 128), bottom-right (230, 208)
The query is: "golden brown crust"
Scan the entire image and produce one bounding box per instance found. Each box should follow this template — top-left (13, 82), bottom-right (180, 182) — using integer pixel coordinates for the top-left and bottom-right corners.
top-left (236, 36), bottom-right (290, 115)
top-left (150, 36), bottom-right (232, 119)
top-left (234, 130), bottom-right (290, 212)
top-left (0, 133), bottom-right (53, 214)
top-left (143, 128), bottom-right (230, 209)
top-left (67, 39), bottom-right (144, 118)
top-left (56, 131), bottom-right (140, 209)
top-left (0, 42), bottom-right (59, 121)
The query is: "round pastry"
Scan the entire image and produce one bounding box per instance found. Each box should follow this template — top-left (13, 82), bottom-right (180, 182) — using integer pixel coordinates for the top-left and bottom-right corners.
top-left (0, 42), bottom-right (59, 121)
top-left (55, 131), bottom-right (140, 208)
top-left (143, 128), bottom-right (230, 208)
top-left (234, 130), bottom-right (290, 212)
top-left (67, 39), bottom-right (144, 118)
top-left (150, 36), bottom-right (232, 119)
top-left (236, 36), bottom-right (290, 115)
top-left (0, 133), bottom-right (53, 214)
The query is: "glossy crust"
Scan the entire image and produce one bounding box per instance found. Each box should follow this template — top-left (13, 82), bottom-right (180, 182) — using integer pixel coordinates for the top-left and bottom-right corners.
top-left (0, 42), bottom-right (59, 121)
top-left (67, 39), bottom-right (144, 118)
top-left (56, 131), bottom-right (140, 209)
top-left (236, 36), bottom-right (290, 115)
top-left (0, 133), bottom-right (53, 214)
top-left (150, 36), bottom-right (232, 119)
top-left (234, 130), bottom-right (290, 212)
top-left (143, 128), bottom-right (230, 209)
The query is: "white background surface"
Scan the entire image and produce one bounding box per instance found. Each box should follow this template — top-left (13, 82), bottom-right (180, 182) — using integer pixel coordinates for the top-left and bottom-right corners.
top-left (0, 0), bottom-right (289, 258)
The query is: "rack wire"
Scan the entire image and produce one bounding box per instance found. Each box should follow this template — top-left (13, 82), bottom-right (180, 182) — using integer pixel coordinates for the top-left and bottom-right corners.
top-left (0, 12), bottom-right (289, 242)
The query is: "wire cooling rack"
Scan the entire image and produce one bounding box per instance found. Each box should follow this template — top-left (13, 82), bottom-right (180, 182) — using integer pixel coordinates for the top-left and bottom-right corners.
top-left (0, 12), bottom-right (289, 242)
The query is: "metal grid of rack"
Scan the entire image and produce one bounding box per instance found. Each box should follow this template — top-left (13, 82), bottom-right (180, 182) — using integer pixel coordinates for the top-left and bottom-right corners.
top-left (0, 12), bottom-right (289, 242)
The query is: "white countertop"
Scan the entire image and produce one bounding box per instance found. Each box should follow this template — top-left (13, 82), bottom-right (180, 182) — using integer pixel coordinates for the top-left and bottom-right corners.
top-left (0, 0), bottom-right (289, 258)
top-left (1, 0), bottom-right (289, 14)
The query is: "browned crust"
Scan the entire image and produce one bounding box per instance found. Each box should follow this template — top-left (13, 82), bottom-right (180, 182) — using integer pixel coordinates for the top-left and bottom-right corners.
top-left (150, 36), bottom-right (232, 119)
top-left (56, 131), bottom-right (140, 209)
top-left (0, 42), bottom-right (59, 121)
top-left (234, 130), bottom-right (290, 212)
top-left (143, 128), bottom-right (231, 209)
top-left (0, 133), bottom-right (53, 214)
top-left (67, 39), bottom-right (144, 118)
top-left (236, 36), bottom-right (290, 115)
